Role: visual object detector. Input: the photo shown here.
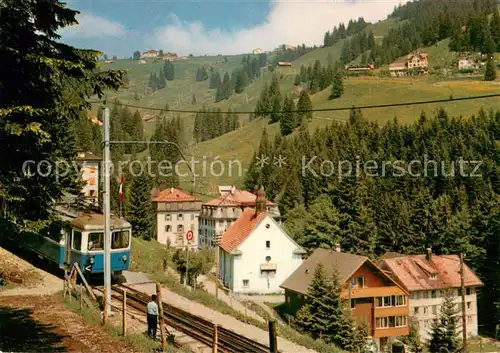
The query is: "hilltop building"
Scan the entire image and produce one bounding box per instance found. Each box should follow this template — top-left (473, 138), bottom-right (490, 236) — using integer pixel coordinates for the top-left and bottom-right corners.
top-left (142, 50), bottom-right (158, 59)
top-left (389, 52), bottom-right (428, 77)
top-left (199, 186), bottom-right (280, 247)
top-left (281, 247), bottom-right (410, 352)
top-left (153, 187), bottom-right (202, 249)
top-left (218, 186), bottom-right (305, 294)
top-left (252, 48), bottom-right (263, 55)
top-left (75, 151), bottom-right (101, 205)
top-left (380, 249), bottom-right (483, 342)
top-left (344, 64), bottom-right (375, 73)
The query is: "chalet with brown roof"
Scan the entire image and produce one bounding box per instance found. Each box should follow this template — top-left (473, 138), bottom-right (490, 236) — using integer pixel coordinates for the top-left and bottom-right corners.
top-left (153, 187), bottom-right (202, 249)
top-left (281, 247), bottom-right (410, 352)
top-left (142, 50), bottom-right (158, 59)
top-left (218, 186), bottom-right (305, 294)
top-left (276, 61), bottom-right (292, 68)
top-left (389, 52), bottom-right (428, 77)
top-left (199, 185), bottom-right (281, 247)
top-left (380, 248), bottom-right (483, 342)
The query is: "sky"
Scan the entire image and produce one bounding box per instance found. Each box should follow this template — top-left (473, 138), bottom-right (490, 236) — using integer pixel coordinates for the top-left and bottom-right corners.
top-left (60, 0), bottom-right (404, 58)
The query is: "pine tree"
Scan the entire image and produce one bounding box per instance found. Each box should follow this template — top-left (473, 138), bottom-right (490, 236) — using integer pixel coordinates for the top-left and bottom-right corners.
top-left (428, 290), bottom-right (460, 353)
top-left (491, 9), bottom-right (500, 50)
top-left (125, 164), bottom-right (154, 240)
top-left (329, 72), bottom-right (344, 100)
top-left (484, 58), bottom-right (497, 81)
top-left (280, 95), bottom-right (295, 136)
top-left (235, 71), bottom-right (248, 93)
top-left (270, 94), bottom-right (281, 124)
top-left (297, 90), bottom-right (313, 123)
top-left (294, 74), bottom-right (301, 86)
top-left (296, 263), bottom-right (359, 348)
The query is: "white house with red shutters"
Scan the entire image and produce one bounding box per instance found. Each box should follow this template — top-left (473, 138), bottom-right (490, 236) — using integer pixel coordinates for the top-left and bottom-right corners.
top-left (217, 187), bottom-right (305, 294)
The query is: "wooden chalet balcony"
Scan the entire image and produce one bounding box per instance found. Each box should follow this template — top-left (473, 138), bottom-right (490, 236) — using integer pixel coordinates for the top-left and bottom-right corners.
top-left (341, 285), bottom-right (405, 299)
top-left (373, 326), bottom-right (409, 338)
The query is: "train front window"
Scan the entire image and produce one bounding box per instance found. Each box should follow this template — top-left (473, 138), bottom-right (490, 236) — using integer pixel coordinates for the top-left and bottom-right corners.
top-left (112, 230), bottom-right (130, 249)
top-left (72, 231), bottom-right (82, 251)
top-left (88, 232), bottom-right (104, 251)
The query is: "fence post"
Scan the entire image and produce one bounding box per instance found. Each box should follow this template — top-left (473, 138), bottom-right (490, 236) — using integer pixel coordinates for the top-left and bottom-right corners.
top-left (122, 289), bottom-right (127, 337)
top-left (268, 320), bottom-right (278, 353)
top-left (103, 288), bottom-right (107, 325)
top-left (68, 279), bottom-right (72, 304)
top-left (156, 282), bottom-right (166, 352)
top-left (212, 324), bottom-right (218, 353)
top-left (80, 284), bottom-right (83, 310)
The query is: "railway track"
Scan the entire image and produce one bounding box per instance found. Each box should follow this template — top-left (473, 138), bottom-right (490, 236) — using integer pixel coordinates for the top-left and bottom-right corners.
top-left (93, 284), bottom-right (270, 353)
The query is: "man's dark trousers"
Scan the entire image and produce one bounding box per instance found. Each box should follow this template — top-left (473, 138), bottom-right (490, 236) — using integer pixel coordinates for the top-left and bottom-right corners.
top-left (147, 313), bottom-right (157, 338)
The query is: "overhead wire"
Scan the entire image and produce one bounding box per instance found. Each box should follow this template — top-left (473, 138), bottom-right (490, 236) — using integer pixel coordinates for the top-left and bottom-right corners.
top-left (88, 93), bottom-right (500, 115)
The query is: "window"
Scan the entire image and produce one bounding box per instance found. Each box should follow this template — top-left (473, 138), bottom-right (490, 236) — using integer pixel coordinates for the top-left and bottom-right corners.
top-left (191, 214), bottom-right (195, 220)
top-left (466, 288), bottom-right (474, 295)
top-left (467, 316), bottom-right (472, 324)
top-left (351, 299), bottom-right (356, 308)
top-left (422, 291), bottom-right (429, 299)
top-left (178, 203), bottom-right (183, 210)
top-left (467, 302), bottom-right (472, 310)
top-left (243, 280), bottom-right (249, 288)
top-left (165, 225), bottom-right (172, 232)
top-left (394, 295), bottom-right (407, 306)
top-left (265, 223), bottom-right (270, 229)
top-left (165, 214), bottom-right (172, 221)
top-left (89, 190), bottom-right (96, 197)
top-left (431, 290), bottom-right (437, 298)
top-left (414, 307), bottom-right (419, 315)
top-left (376, 317), bottom-right (388, 328)
top-left (376, 296), bottom-right (391, 307)
top-left (266, 241), bottom-right (270, 249)
top-left (112, 230), bottom-right (130, 249)
top-left (432, 305), bottom-right (438, 315)
top-left (177, 225), bottom-right (184, 232)
top-left (351, 277), bottom-right (365, 288)
top-left (88, 232), bottom-right (104, 250)
top-left (423, 306), bottom-right (428, 314)
top-left (395, 316), bottom-right (407, 327)
top-left (177, 214), bottom-right (183, 221)
top-left (265, 256), bottom-right (272, 262)
top-left (72, 231), bottom-right (82, 251)
top-left (190, 224), bottom-right (194, 231)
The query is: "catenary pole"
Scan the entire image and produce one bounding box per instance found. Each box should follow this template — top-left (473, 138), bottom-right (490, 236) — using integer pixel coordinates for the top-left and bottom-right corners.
top-left (103, 107), bottom-right (112, 316)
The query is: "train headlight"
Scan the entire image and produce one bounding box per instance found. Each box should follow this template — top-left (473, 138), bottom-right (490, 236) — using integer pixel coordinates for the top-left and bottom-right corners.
top-left (122, 255), bottom-right (127, 263)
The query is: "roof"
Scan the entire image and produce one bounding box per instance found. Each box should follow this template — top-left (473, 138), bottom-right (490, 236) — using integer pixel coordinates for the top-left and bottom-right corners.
top-left (72, 213), bottom-right (131, 231)
top-left (280, 248), bottom-right (368, 295)
top-left (382, 254), bottom-right (484, 291)
top-left (154, 187), bottom-right (198, 202)
top-left (143, 50), bottom-right (157, 54)
top-left (204, 188), bottom-right (275, 207)
top-left (219, 208), bottom-right (267, 252)
top-left (277, 61), bottom-right (292, 66)
top-left (389, 62), bottom-right (407, 70)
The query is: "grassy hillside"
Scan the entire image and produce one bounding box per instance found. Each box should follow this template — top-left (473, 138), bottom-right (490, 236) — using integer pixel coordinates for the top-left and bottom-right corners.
top-left (93, 13), bottom-right (500, 196)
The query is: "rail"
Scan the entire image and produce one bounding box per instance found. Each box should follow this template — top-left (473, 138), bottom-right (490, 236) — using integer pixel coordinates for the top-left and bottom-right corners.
top-left (95, 284), bottom-right (271, 353)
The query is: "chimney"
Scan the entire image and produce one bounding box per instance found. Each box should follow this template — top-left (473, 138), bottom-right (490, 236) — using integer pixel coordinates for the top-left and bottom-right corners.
top-left (426, 247), bottom-right (432, 262)
top-left (335, 243), bottom-right (341, 252)
top-left (231, 185), bottom-right (235, 195)
top-left (171, 187), bottom-right (174, 194)
top-left (255, 186), bottom-right (266, 214)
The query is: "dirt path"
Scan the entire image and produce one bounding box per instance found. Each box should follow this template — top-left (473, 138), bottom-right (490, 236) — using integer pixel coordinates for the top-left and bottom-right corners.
top-left (0, 295), bottom-right (139, 353)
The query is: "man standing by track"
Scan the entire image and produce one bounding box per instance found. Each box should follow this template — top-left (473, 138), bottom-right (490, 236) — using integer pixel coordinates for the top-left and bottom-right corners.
top-left (146, 294), bottom-right (158, 339)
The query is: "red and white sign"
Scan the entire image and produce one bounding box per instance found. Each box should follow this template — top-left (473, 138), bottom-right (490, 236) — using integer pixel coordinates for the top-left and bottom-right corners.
top-left (186, 230), bottom-right (193, 241)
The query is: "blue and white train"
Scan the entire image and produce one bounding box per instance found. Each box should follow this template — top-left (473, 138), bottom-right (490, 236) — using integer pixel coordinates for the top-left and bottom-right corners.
top-left (1, 205), bottom-right (131, 278)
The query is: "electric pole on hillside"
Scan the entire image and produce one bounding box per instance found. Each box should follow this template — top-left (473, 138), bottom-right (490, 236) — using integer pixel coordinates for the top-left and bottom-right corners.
top-left (101, 104), bottom-right (196, 317)
top-left (460, 253), bottom-right (467, 353)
